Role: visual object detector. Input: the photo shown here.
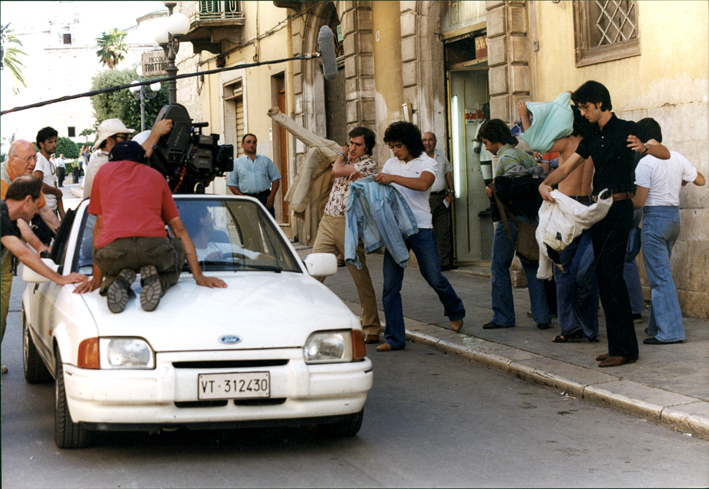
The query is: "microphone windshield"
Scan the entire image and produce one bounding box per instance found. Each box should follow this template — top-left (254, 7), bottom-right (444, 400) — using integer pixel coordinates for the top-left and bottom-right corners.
top-left (318, 26), bottom-right (338, 81)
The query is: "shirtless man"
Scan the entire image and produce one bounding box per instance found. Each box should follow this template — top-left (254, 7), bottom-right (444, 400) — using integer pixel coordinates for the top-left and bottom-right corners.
top-left (518, 99), bottom-right (598, 342)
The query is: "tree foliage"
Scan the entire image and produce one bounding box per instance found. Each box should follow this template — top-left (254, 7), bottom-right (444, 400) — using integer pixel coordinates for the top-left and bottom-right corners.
top-left (56, 137), bottom-right (79, 159)
top-left (79, 128), bottom-right (96, 141)
top-left (90, 67), bottom-right (169, 132)
top-left (96, 28), bottom-right (129, 70)
top-left (1, 23), bottom-right (28, 95)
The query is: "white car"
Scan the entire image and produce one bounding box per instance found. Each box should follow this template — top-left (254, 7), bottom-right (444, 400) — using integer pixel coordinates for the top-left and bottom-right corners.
top-left (22, 195), bottom-right (372, 448)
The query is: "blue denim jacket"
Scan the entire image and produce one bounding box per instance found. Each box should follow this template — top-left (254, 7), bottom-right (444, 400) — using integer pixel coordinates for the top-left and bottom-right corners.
top-left (345, 176), bottom-right (418, 268)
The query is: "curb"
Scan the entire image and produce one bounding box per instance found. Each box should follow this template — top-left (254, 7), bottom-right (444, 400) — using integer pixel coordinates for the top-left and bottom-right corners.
top-left (404, 328), bottom-right (709, 440)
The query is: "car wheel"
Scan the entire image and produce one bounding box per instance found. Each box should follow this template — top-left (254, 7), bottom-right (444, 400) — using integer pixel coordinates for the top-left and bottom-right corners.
top-left (55, 349), bottom-right (92, 448)
top-left (22, 310), bottom-right (53, 384)
top-left (317, 409), bottom-right (364, 438)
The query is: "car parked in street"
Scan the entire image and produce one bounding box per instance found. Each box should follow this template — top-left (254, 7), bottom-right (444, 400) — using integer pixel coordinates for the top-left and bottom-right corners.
top-left (22, 195), bottom-right (372, 448)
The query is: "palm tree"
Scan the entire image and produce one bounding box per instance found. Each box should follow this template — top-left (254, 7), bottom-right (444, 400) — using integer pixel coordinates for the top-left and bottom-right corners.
top-left (96, 28), bottom-right (129, 69)
top-left (1, 23), bottom-right (28, 95)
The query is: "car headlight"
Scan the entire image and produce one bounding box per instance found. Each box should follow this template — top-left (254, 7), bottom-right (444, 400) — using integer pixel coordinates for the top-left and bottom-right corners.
top-left (304, 330), bottom-right (353, 364)
top-left (99, 338), bottom-right (155, 369)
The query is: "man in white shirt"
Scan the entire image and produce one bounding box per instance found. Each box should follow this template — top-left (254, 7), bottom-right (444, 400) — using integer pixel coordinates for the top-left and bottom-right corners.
top-left (422, 132), bottom-right (455, 270)
top-left (632, 118), bottom-right (705, 345)
top-left (374, 122), bottom-right (465, 351)
top-left (33, 127), bottom-right (65, 219)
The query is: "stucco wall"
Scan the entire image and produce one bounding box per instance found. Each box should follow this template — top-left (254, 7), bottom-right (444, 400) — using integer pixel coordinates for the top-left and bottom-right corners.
top-left (529, 0), bottom-right (709, 318)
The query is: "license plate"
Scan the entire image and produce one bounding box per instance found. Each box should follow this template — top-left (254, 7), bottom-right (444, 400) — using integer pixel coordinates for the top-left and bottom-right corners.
top-left (198, 372), bottom-right (270, 400)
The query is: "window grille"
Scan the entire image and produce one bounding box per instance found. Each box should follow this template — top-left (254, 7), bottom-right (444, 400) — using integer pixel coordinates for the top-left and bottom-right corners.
top-left (591, 0), bottom-right (637, 47)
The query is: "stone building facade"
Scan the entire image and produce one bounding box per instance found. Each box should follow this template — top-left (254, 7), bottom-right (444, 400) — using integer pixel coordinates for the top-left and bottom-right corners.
top-left (181, 0), bottom-right (707, 318)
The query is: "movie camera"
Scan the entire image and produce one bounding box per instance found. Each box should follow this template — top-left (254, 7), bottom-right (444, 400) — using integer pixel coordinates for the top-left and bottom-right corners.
top-left (149, 104), bottom-right (234, 194)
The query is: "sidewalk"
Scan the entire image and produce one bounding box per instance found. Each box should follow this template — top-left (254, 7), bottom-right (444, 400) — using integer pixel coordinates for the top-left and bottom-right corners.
top-left (296, 246), bottom-right (709, 440)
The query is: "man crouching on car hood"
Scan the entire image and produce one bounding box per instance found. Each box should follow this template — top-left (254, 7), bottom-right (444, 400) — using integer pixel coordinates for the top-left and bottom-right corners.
top-left (74, 140), bottom-right (227, 312)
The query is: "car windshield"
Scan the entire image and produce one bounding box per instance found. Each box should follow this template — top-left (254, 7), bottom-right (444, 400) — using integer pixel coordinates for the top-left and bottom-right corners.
top-left (74, 198), bottom-right (301, 275)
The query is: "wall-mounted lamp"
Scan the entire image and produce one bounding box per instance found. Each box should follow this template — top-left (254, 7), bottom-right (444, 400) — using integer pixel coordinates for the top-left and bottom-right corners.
top-left (402, 102), bottom-right (413, 122)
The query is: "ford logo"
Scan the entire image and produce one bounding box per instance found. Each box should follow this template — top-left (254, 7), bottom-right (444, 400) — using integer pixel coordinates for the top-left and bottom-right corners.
top-left (219, 335), bottom-right (242, 345)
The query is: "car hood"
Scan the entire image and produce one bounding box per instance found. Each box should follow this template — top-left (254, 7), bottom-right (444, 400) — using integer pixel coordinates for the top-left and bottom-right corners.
top-left (79, 272), bottom-right (359, 351)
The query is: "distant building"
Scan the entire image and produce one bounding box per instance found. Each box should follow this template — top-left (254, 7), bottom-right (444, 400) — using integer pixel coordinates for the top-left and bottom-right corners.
top-left (1, 3), bottom-right (167, 152)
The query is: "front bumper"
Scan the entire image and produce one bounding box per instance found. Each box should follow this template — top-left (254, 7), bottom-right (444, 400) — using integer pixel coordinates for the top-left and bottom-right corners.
top-left (63, 348), bottom-right (373, 428)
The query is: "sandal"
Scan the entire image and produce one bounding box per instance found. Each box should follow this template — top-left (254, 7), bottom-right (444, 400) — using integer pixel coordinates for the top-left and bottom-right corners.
top-left (552, 330), bottom-right (585, 343)
top-left (337, 258), bottom-right (346, 267)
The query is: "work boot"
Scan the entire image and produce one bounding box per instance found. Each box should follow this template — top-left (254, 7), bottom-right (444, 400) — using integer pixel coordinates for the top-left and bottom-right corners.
top-left (107, 269), bottom-right (136, 313)
top-left (140, 265), bottom-right (163, 312)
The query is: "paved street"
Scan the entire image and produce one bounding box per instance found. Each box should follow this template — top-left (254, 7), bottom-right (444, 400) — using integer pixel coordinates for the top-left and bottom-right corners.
top-left (1, 182), bottom-right (707, 487)
top-left (1, 275), bottom-right (707, 487)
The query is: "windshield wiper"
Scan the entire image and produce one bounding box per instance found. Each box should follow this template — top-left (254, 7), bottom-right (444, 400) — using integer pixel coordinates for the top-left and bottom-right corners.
top-left (235, 263), bottom-right (283, 273)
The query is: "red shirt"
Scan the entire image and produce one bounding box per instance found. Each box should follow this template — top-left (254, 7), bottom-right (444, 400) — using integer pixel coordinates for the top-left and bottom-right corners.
top-left (88, 160), bottom-right (179, 248)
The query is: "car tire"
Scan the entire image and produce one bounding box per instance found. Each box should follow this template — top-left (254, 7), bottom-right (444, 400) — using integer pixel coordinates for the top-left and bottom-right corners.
top-left (22, 310), bottom-right (53, 384)
top-left (55, 350), bottom-right (92, 449)
top-left (317, 409), bottom-right (364, 438)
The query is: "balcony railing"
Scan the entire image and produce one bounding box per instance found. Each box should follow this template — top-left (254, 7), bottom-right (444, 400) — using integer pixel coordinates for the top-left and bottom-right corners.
top-left (193, 1), bottom-right (243, 21)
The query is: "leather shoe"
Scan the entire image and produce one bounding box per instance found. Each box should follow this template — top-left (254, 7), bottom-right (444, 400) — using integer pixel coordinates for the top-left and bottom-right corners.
top-left (376, 343), bottom-right (394, 352)
top-left (364, 334), bottom-right (380, 344)
top-left (596, 353), bottom-right (610, 361)
top-left (536, 323), bottom-right (551, 330)
top-left (451, 319), bottom-right (464, 332)
top-left (643, 337), bottom-right (683, 345)
top-left (483, 321), bottom-right (511, 329)
top-left (598, 356), bottom-right (636, 368)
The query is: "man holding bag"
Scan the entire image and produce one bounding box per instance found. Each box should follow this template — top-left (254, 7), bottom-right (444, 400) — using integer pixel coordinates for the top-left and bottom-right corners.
top-left (479, 119), bottom-right (551, 331)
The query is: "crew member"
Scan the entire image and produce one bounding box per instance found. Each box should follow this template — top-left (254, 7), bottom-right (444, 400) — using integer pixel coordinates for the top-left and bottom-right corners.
top-left (226, 134), bottom-right (281, 217)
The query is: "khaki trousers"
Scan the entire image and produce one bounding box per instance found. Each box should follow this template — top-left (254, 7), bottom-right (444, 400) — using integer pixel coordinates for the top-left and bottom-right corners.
top-left (312, 214), bottom-right (381, 336)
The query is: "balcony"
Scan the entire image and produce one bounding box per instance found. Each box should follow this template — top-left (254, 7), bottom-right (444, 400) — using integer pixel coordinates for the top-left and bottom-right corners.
top-left (180, 1), bottom-right (246, 55)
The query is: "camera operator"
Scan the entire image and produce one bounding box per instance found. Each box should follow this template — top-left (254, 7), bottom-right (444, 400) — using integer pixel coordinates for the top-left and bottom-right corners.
top-left (83, 119), bottom-right (173, 198)
top-left (74, 141), bottom-right (226, 313)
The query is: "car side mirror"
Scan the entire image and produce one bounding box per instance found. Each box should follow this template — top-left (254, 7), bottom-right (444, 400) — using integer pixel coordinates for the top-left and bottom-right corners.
top-left (21, 259), bottom-right (58, 284)
top-left (304, 253), bottom-right (338, 278)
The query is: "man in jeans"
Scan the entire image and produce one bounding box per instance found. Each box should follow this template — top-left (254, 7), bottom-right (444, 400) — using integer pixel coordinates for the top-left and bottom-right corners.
top-left (632, 117), bottom-right (705, 345)
top-left (312, 127), bottom-right (382, 344)
top-left (517, 100), bottom-right (598, 342)
top-left (374, 121), bottom-right (465, 351)
top-left (479, 119), bottom-right (551, 331)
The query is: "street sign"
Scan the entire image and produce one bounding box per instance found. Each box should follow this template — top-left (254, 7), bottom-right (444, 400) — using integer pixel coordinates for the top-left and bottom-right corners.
top-left (142, 51), bottom-right (168, 77)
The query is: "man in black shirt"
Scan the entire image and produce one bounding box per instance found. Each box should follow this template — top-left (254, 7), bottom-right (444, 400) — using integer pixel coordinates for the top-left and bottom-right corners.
top-left (539, 81), bottom-right (670, 368)
top-left (1, 176), bottom-right (87, 373)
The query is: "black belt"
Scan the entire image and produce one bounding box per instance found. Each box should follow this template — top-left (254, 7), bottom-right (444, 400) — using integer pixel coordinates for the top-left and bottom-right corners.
top-left (568, 195), bottom-right (593, 203)
top-left (430, 190), bottom-right (447, 195)
top-left (245, 190), bottom-right (270, 198)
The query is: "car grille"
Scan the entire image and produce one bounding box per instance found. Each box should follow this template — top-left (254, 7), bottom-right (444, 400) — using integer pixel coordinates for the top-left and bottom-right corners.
top-left (172, 360), bottom-right (289, 369)
top-left (174, 399), bottom-right (287, 408)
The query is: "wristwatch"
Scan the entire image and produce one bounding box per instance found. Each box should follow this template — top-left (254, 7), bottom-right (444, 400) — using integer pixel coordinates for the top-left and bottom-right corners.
top-left (642, 142), bottom-right (649, 154)
top-left (338, 152), bottom-right (344, 156)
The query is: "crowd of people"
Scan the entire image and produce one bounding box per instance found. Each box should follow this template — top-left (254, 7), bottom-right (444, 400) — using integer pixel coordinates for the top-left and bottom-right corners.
top-left (1, 79), bottom-right (704, 376)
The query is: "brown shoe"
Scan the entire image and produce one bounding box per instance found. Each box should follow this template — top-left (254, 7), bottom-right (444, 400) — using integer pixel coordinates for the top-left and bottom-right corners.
top-left (598, 356), bottom-right (636, 368)
top-left (596, 353), bottom-right (610, 361)
top-left (451, 319), bottom-right (463, 332)
top-left (376, 343), bottom-right (393, 352)
top-left (365, 334), bottom-right (380, 344)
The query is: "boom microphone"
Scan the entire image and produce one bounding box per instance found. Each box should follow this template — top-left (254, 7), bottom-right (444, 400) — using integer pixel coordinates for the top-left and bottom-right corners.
top-left (318, 26), bottom-right (338, 81)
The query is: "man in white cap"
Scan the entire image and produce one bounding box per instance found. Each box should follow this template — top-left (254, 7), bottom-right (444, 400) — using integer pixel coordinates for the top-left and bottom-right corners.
top-left (82, 119), bottom-right (172, 198)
